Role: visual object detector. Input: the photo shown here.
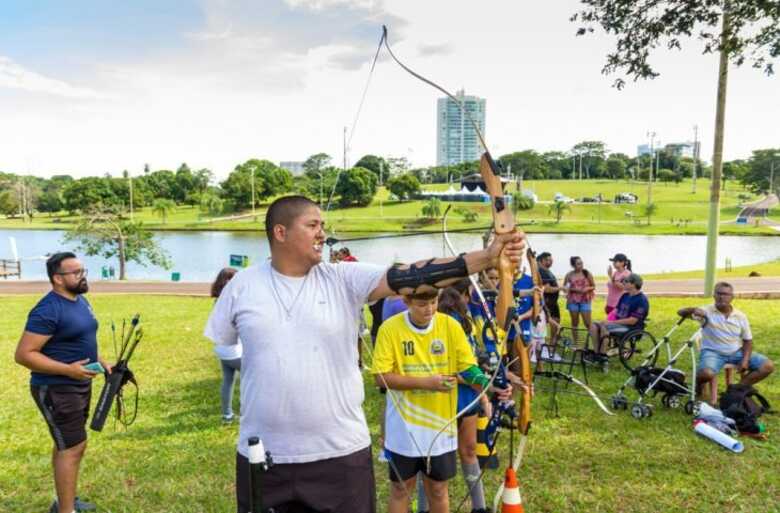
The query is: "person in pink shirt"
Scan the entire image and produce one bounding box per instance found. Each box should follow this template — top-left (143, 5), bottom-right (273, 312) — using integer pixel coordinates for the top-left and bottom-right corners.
top-left (606, 253), bottom-right (632, 315)
top-left (563, 256), bottom-right (595, 344)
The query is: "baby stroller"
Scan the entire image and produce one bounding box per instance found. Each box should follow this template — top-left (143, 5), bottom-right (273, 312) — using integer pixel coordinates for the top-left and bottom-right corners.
top-left (611, 317), bottom-right (703, 419)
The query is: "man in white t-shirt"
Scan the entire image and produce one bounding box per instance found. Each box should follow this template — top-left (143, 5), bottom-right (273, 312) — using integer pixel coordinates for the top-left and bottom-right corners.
top-left (678, 281), bottom-right (774, 400)
top-left (204, 195), bottom-right (525, 513)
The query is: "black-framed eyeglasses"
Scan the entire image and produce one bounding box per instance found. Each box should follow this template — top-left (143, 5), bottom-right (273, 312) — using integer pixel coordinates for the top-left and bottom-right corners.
top-left (57, 268), bottom-right (88, 278)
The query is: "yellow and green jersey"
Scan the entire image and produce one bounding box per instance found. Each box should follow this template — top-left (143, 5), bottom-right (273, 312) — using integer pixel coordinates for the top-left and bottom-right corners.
top-left (372, 311), bottom-right (477, 457)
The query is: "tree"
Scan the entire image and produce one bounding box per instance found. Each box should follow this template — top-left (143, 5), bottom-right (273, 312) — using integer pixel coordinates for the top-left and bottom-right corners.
top-left (606, 154), bottom-right (628, 180)
top-left (572, 0), bottom-right (780, 295)
top-left (657, 169), bottom-right (681, 183)
top-left (37, 190), bottom-right (63, 213)
top-left (738, 150), bottom-right (778, 195)
top-left (0, 190), bottom-right (19, 216)
top-left (63, 208), bottom-right (171, 280)
top-left (303, 153), bottom-right (332, 179)
top-left (354, 155), bottom-right (389, 183)
top-left (335, 167), bottom-right (377, 207)
top-left (500, 150), bottom-right (549, 180)
top-left (511, 192), bottom-right (535, 215)
top-left (386, 174), bottom-right (421, 200)
top-left (200, 192), bottom-right (225, 216)
top-left (547, 200), bottom-right (571, 224)
top-left (572, 141), bottom-right (608, 179)
top-left (421, 198), bottom-right (442, 219)
top-left (62, 177), bottom-right (120, 213)
top-left (643, 202), bottom-right (659, 225)
top-left (221, 159), bottom-right (293, 209)
top-left (152, 198), bottom-right (176, 224)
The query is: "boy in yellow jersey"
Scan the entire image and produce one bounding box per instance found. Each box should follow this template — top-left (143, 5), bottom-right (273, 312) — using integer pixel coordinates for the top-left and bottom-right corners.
top-left (373, 290), bottom-right (513, 513)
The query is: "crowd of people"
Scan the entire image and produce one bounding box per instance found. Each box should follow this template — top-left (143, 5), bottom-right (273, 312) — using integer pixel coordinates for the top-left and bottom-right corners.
top-left (10, 194), bottom-right (774, 513)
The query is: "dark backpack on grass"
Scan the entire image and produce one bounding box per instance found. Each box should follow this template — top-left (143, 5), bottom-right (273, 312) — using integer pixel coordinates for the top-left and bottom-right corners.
top-left (719, 384), bottom-right (771, 434)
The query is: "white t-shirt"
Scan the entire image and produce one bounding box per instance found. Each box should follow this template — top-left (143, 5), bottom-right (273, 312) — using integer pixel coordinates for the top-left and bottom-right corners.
top-left (700, 304), bottom-right (752, 355)
top-left (213, 340), bottom-right (242, 360)
top-left (204, 260), bottom-right (386, 464)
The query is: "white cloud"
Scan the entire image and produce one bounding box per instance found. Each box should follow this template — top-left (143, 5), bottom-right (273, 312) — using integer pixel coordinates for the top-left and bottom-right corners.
top-left (0, 56), bottom-right (112, 100)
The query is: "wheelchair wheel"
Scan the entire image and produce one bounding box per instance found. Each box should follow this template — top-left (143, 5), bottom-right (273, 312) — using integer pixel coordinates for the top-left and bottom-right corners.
top-left (618, 330), bottom-right (658, 372)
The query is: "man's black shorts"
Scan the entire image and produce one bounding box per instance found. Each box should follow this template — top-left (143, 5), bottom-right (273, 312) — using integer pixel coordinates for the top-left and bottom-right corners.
top-left (236, 447), bottom-right (375, 513)
top-left (545, 299), bottom-right (561, 321)
top-left (386, 450), bottom-right (457, 482)
top-left (30, 383), bottom-right (91, 450)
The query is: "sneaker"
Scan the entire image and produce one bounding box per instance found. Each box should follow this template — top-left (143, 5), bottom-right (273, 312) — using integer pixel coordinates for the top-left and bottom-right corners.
top-left (222, 413), bottom-right (235, 423)
top-left (49, 497), bottom-right (96, 512)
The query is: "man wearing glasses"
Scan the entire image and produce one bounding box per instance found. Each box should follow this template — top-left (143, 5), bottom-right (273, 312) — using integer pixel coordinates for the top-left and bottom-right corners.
top-left (679, 281), bottom-right (775, 399)
top-left (588, 272), bottom-right (650, 357)
top-left (15, 252), bottom-right (111, 513)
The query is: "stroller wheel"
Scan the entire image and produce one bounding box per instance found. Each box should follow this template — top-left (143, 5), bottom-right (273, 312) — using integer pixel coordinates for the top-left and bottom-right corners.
top-left (668, 395), bottom-right (681, 409)
top-left (643, 404), bottom-right (653, 417)
top-left (661, 395), bottom-right (670, 408)
top-left (612, 395), bottom-right (628, 410)
top-left (631, 404), bottom-right (645, 419)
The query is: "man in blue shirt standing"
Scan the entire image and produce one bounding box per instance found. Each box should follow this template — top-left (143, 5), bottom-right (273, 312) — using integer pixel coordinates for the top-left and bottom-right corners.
top-left (15, 252), bottom-right (111, 513)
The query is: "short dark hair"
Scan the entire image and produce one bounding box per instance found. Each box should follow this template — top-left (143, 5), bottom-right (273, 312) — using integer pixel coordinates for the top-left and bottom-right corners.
top-left (46, 252), bottom-right (77, 284)
top-left (537, 251), bottom-right (551, 261)
top-left (404, 289), bottom-right (439, 301)
top-left (265, 195), bottom-right (319, 245)
top-left (714, 281), bottom-right (733, 293)
top-left (211, 267), bottom-right (238, 298)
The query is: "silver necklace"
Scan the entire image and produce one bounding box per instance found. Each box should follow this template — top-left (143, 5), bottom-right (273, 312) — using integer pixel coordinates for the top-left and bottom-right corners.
top-left (269, 265), bottom-right (310, 320)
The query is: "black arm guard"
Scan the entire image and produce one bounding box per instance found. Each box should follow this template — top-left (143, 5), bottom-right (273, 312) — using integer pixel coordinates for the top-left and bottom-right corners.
top-left (386, 254), bottom-right (469, 294)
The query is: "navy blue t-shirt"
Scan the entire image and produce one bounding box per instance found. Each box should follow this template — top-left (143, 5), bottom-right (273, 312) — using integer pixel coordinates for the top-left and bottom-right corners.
top-left (509, 274), bottom-right (534, 343)
top-left (25, 291), bottom-right (99, 386)
top-left (614, 292), bottom-right (650, 330)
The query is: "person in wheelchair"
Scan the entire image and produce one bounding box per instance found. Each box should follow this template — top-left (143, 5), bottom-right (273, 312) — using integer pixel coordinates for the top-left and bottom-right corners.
top-left (588, 273), bottom-right (650, 358)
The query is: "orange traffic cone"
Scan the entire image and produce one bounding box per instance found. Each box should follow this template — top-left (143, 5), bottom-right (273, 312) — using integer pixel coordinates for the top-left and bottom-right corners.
top-left (500, 467), bottom-right (525, 513)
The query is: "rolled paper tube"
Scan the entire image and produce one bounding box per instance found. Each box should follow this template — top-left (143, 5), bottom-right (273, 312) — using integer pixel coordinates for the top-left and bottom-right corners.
top-left (694, 421), bottom-right (744, 453)
top-left (248, 437), bottom-right (266, 464)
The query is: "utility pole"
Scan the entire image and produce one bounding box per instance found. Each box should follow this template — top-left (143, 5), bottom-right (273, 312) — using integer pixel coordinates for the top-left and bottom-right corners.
top-left (128, 170), bottom-right (134, 221)
top-left (343, 126), bottom-right (348, 171)
top-left (692, 125), bottom-right (699, 194)
top-left (647, 131), bottom-right (656, 207)
top-left (251, 168), bottom-right (256, 216)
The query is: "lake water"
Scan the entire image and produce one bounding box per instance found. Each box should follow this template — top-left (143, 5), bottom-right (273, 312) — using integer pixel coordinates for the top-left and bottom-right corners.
top-left (2, 229), bottom-right (780, 282)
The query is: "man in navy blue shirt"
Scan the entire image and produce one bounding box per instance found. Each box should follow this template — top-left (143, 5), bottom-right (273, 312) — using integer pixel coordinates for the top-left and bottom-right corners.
top-left (15, 252), bottom-right (111, 513)
top-left (588, 272), bottom-right (650, 356)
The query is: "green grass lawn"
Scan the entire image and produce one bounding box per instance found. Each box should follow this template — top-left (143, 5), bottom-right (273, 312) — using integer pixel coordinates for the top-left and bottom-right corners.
top-left (2, 179), bottom-right (776, 236)
top-left (1, 294), bottom-right (778, 512)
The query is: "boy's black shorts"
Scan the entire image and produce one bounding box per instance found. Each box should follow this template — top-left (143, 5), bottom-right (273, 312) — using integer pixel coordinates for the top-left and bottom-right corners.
top-left (386, 450), bottom-right (457, 482)
top-left (31, 383), bottom-right (92, 450)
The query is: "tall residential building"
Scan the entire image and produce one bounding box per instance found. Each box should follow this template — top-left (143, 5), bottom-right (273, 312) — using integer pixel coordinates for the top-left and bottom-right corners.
top-left (436, 89), bottom-right (486, 166)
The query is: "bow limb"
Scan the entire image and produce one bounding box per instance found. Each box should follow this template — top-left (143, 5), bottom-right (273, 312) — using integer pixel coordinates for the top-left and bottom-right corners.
top-left (536, 370), bottom-right (615, 416)
top-left (478, 154), bottom-right (533, 438)
top-left (424, 206), bottom-right (504, 472)
top-left (526, 247), bottom-right (544, 325)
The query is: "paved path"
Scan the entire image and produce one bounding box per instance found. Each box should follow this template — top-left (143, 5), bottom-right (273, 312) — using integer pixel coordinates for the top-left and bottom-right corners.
top-left (2, 277), bottom-right (780, 298)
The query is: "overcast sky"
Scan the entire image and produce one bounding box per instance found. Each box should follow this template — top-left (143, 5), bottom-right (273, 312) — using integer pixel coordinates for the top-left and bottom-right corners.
top-left (1, 0), bottom-right (778, 180)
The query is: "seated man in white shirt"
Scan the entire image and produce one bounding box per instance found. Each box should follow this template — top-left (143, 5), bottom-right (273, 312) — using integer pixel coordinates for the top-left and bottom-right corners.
top-left (678, 281), bottom-right (774, 404)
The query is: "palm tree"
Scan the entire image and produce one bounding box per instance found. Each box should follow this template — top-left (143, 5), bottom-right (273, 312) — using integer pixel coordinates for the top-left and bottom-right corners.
top-left (421, 198), bottom-right (442, 219)
top-left (152, 199), bottom-right (176, 224)
top-left (547, 200), bottom-right (571, 224)
top-left (643, 202), bottom-right (659, 226)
